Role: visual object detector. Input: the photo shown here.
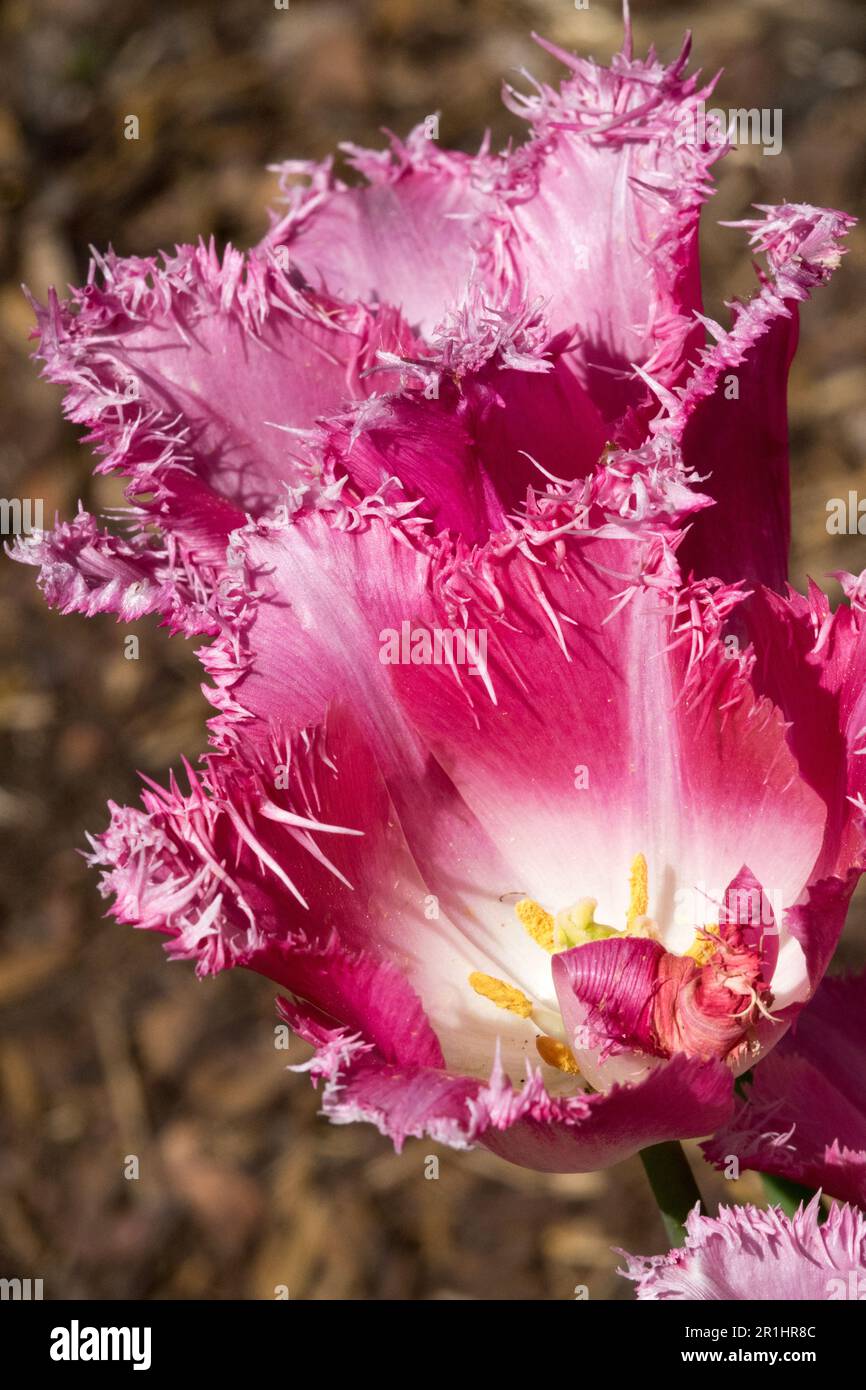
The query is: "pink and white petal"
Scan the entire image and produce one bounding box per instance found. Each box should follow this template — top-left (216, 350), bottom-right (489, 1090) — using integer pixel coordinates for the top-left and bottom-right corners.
top-left (91, 697), bottom-right (738, 1171)
top-left (266, 133), bottom-right (497, 336)
top-left (201, 507), bottom-right (564, 1015)
top-left (90, 701), bottom-right (538, 1078)
top-left (499, 33), bottom-right (724, 430)
top-left (250, 704), bottom-right (540, 1077)
top-left (201, 504), bottom-right (439, 769)
top-left (207, 505), bottom-right (675, 1006)
top-left (206, 504), bottom-right (836, 1024)
top-left (389, 535), bottom-right (826, 962)
top-left (619, 1197), bottom-right (866, 1300)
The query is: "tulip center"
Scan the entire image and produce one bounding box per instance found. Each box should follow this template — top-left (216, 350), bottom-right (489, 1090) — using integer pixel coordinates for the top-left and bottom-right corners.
top-left (514, 851), bottom-right (659, 953)
top-left (469, 854), bottom-right (658, 1075)
top-left (467, 853), bottom-right (739, 1077)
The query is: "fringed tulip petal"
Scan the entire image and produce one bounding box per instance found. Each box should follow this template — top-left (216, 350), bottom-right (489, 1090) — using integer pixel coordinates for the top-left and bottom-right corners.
top-left (498, 32), bottom-right (724, 431)
top-left (266, 132), bottom-right (496, 336)
top-left (703, 967), bottom-right (866, 1207)
top-left (30, 243), bottom-right (415, 520)
top-left (280, 995), bottom-right (732, 1169)
top-left (619, 1197), bottom-right (866, 1300)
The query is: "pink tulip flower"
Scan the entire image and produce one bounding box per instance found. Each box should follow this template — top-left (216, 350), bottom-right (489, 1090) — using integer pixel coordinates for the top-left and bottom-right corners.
top-left (12, 22), bottom-right (862, 1172)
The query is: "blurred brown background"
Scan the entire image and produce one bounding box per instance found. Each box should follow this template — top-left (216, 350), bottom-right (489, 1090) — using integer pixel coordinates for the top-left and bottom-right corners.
top-left (1, 0), bottom-right (865, 1300)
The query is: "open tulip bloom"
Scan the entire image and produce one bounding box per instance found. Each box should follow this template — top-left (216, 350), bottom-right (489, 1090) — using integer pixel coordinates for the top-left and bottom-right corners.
top-left (12, 10), bottom-right (866, 1290)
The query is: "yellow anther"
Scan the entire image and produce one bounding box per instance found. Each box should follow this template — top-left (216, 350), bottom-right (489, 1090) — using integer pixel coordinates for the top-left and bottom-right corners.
top-left (685, 925), bottom-right (720, 966)
top-left (515, 898), bottom-right (555, 953)
top-left (469, 971), bottom-right (533, 1018)
top-left (535, 1035), bottom-right (581, 1075)
top-left (627, 852), bottom-right (649, 930)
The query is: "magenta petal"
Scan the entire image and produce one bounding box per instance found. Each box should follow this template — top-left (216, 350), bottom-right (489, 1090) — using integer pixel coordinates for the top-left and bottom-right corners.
top-left (553, 937), bottom-right (665, 1060)
top-left (746, 582), bottom-right (866, 879)
top-left (469, 351), bottom-right (609, 500)
top-left (280, 996), bottom-right (480, 1152)
top-left (322, 391), bottom-right (512, 543)
top-left (677, 204), bottom-right (854, 590)
top-left (780, 970), bottom-right (866, 1117)
top-left (678, 314), bottom-right (795, 591)
top-left (282, 997), bottom-right (733, 1171)
top-left (323, 361), bottom-right (609, 540)
top-left (703, 967), bottom-right (866, 1207)
top-left (619, 1197), bottom-right (866, 1300)
top-left (784, 871), bottom-right (860, 998)
top-left (477, 1051), bottom-right (733, 1174)
top-left (263, 937), bottom-right (444, 1071)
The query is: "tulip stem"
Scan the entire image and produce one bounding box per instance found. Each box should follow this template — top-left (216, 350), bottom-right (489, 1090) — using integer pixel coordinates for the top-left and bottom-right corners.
top-left (639, 1141), bottom-right (703, 1247)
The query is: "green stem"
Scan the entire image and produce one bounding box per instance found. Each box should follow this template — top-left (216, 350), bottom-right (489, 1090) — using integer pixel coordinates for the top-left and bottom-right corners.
top-left (761, 1173), bottom-right (822, 1219)
top-left (639, 1141), bottom-right (703, 1247)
